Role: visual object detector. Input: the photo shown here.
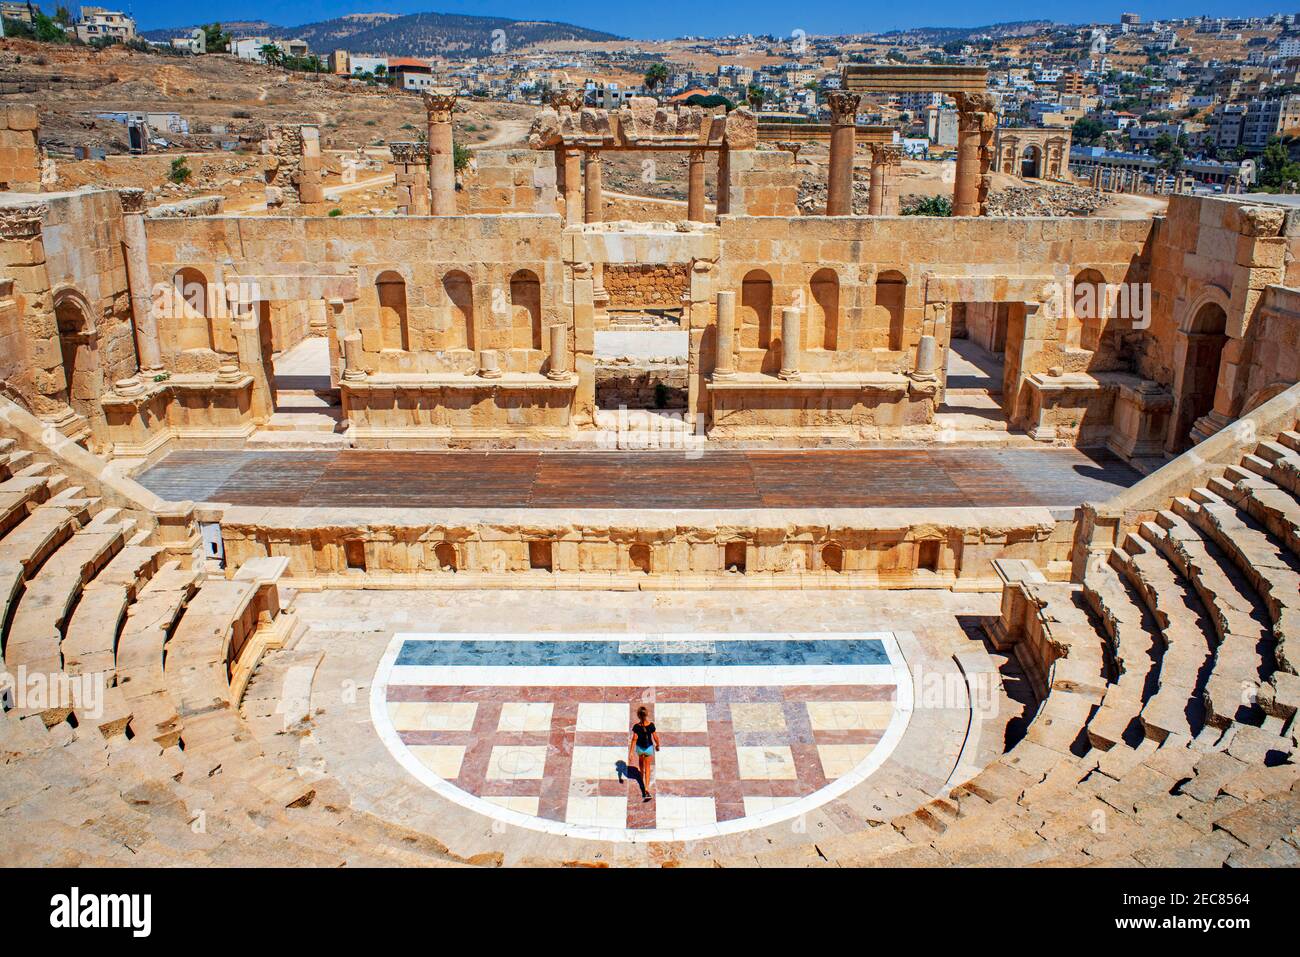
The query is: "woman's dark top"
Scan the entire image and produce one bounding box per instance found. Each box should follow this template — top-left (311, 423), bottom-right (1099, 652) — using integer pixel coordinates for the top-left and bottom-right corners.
top-left (632, 722), bottom-right (656, 749)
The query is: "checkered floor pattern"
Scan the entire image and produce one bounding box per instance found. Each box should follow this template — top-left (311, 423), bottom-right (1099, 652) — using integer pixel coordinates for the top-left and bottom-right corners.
top-left (385, 684), bottom-right (895, 830)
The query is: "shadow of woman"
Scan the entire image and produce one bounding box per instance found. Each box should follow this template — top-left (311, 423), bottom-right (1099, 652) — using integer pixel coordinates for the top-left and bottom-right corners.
top-left (615, 760), bottom-right (648, 798)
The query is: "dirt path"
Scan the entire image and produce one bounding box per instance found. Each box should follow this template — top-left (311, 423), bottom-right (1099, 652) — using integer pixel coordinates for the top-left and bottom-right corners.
top-left (469, 120), bottom-right (529, 150)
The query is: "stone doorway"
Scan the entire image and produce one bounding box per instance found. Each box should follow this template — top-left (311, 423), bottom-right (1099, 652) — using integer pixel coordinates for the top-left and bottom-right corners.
top-left (53, 288), bottom-right (103, 441)
top-left (1021, 145), bottom-right (1042, 179)
top-left (1170, 299), bottom-right (1229, 450)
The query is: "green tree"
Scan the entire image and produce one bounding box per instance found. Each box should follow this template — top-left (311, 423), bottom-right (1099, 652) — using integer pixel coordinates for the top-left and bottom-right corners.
top-left (746, 84), bottom-right (765, 110)
top-left (1258, 136), bottom-right (1300, 191)
top-left (202, 23), bottom-right (231, 53)
top-left (644, 63), bottom-right (669, 93)
top-left (54, 5), bottom-right (72, 26)
top-left (32, 11), bottom-right (68, 43)
top-left (1071, 116), bottom-right (1105, 146)
top-left (260, 44), bottom-right (284, 68)
top-left (168, 157), bottom-right (192, 184)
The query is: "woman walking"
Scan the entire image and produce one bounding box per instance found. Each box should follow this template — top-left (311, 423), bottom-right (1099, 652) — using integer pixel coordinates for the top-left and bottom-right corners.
top-left (628, 705), bottom-right (660, 801)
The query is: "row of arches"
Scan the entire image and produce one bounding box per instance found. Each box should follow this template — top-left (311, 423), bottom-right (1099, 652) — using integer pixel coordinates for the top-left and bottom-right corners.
top-left (372, 268), bottom-right (546, 354)
top-left (739, 268), bottom-right (909, 353)
top-left (167, 267), bottom-right (549, 356)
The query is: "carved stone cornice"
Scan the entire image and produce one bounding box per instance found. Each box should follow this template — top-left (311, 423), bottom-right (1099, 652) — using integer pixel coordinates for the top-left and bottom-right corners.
top-left (549, 88), bottom-right (586, 112)
top-left (389, 141), bottom-right (430, 164)
top-left (0, 204), bottom-right (46, 239)
top-left (775, 140), bottom-right (802, 157)
top-left (826, 91), bottom-right (861, 125)
top-left (422, 89), bottom-right (458, 123)
top-left (118, 188), bottom-right (146, 215)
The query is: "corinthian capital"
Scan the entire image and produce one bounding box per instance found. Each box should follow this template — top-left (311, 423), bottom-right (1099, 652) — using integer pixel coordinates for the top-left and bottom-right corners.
top-left (389, 141), bottom-right (429, 164)
top-left (118, 188), bottom-right (146, 215)
top-left (422, 88), bottom-right (458, 123)
top-left (826, 91), bottom-right (861, 124)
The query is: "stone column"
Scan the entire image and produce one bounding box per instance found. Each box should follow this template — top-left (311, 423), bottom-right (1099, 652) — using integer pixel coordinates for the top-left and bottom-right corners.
top-left (953, 93), bottom-right (995, 217)
top-left (118, 188), bottom-right (162, 377)
top-left (561, 147), bottom-right (583, 224)
top-left (341, 333), bottom-right (366, 381)
top-left (423, 89), bottom-right (458, 216)
top-left (687, 149), bottom-right (707, 222)
top-left (868, 144), bottom-right (902, 216)
top-left (390, 141), bottom-right (430, 215)
top-left (547, 324), bottom-right (569, 379)
top-left (297, 126), bottom-right (325, 209)
top-left (714, 290), bottom-right (737, 379)
top-left (583, 149), bottom-right (603, 223)
top-left (778, 306), bottom-right (801, 380)
top-left (825, 91), bottom-right (860, 216)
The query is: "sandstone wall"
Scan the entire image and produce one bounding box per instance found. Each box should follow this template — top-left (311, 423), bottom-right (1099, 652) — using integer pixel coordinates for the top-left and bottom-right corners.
top-left (461, 149), bottom-right (559, 215)
top-left (145, 214), bottom-right (567, 377)
top-left (603, 263), bottom-right (689, 308)
top-left (712, 214), bottom-right (1153, 378)
top-left (0, 104), bottom-right (40, 192)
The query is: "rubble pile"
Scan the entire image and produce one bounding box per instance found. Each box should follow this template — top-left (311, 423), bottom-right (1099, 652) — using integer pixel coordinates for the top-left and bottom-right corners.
top-left (796, 175), bottom-right (870, 214)
top-left (985, 182), bottom-right (1110, 217)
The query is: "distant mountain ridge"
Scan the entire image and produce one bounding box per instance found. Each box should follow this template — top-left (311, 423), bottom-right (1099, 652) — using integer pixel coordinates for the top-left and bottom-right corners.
top-left (876, 20), bottom-right (1055, 42)
top-left (143, 10), bottom-right (622, 57)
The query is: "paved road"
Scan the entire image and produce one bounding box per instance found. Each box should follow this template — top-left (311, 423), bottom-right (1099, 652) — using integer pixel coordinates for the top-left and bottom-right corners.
top-left (135, 448), bottom-right (1141, 510)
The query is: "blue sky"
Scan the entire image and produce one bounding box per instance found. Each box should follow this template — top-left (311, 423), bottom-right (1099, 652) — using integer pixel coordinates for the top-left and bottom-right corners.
top-left (121, 1), bottom-right (1289, 38)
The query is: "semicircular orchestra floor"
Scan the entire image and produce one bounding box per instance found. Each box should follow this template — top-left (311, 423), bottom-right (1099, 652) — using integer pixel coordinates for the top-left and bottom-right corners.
top-left (371, 630), bottom-right (912, 842)
top-left (250, 589), bottom-right (1016, 862)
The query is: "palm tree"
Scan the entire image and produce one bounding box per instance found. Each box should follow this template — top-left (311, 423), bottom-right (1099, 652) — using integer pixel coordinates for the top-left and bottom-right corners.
top-left (746, 84), bottom-right (765, 111)
top-left (260, 44), bottom-right (284, 69)
top-left (644, 63), bottom-right (669, 95)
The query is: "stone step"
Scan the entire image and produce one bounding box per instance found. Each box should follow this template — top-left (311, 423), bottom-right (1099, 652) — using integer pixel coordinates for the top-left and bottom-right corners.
top-left (246, 430), bottom-right (353, 450)
top-left (1174, 493), bottom-right (1300, 676)
top-left (1110, 531), bottom-right (1213, 742)
top-left (1144, 510), bottom-right (1271, 729)
top-left (1083, 559), bottom-right (1161, 750)
top-left (264, 412), bottom-right (339, 433)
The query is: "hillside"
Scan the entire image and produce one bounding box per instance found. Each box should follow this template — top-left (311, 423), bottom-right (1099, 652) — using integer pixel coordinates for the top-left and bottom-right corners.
top-left (145, 11), bottom-right (622, 57)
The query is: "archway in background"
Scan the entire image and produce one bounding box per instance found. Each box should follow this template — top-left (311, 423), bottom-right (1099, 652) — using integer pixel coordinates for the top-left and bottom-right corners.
top-left (810, 268), bottom-right (840, 351)
top-left (876, 270), bottom-right (907, 352)
top-left (510, 269), bottom-right (543, 351)
top-left (1171, 297), bottom-right (1229, 451)
top-left (1021, 145), bottom-right (1042, 179)
top-left (376, 271), bottom-right (409, 351)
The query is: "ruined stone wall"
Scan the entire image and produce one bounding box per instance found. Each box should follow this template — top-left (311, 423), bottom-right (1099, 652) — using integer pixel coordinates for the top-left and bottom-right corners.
top-left (595, 364), bottom-right (688, 409)
top-left (722, 150), bottom-right (799, 217)
top-left (41, 189), bottom-right (137, 390)
top-left (216, 503), bottom-right (1067, 590)
top-left (713, 214), bottom-right (1153, 379)
top-left (461, 149), bottom-right (559, 215)
top-left (0, 104), bottom-right (40, 192)
top-left (145, 213), bottom-right (566, 376)
top-left (603, 263), bottom-right (689, 308)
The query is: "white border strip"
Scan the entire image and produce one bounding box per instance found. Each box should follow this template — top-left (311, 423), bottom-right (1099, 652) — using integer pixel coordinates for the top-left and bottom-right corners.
top-left (369, 631), bottom-right (914, 844)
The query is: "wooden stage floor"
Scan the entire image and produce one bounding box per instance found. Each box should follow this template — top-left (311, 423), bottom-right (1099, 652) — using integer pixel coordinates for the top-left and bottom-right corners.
top-left (134, 448), bottom-right (1142, 510)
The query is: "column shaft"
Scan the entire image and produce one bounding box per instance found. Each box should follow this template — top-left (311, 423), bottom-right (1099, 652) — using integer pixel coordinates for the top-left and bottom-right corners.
top-left (715, 290), bottom-right (736, 378)
top-left (778, 307), bottom-right (801, 380)
top-left (119, 192), bottom-right (162, 373)
top-left (584, 150), bottom-right (603, 223)
top-left (687, 150), bottom-right (707, 221)
top-left (563, 148), bottom-right (583, 224)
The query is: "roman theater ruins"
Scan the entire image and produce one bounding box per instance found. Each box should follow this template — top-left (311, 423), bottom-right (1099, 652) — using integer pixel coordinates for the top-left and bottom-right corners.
top-left (0, 66), bottom-right (1298, 868)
